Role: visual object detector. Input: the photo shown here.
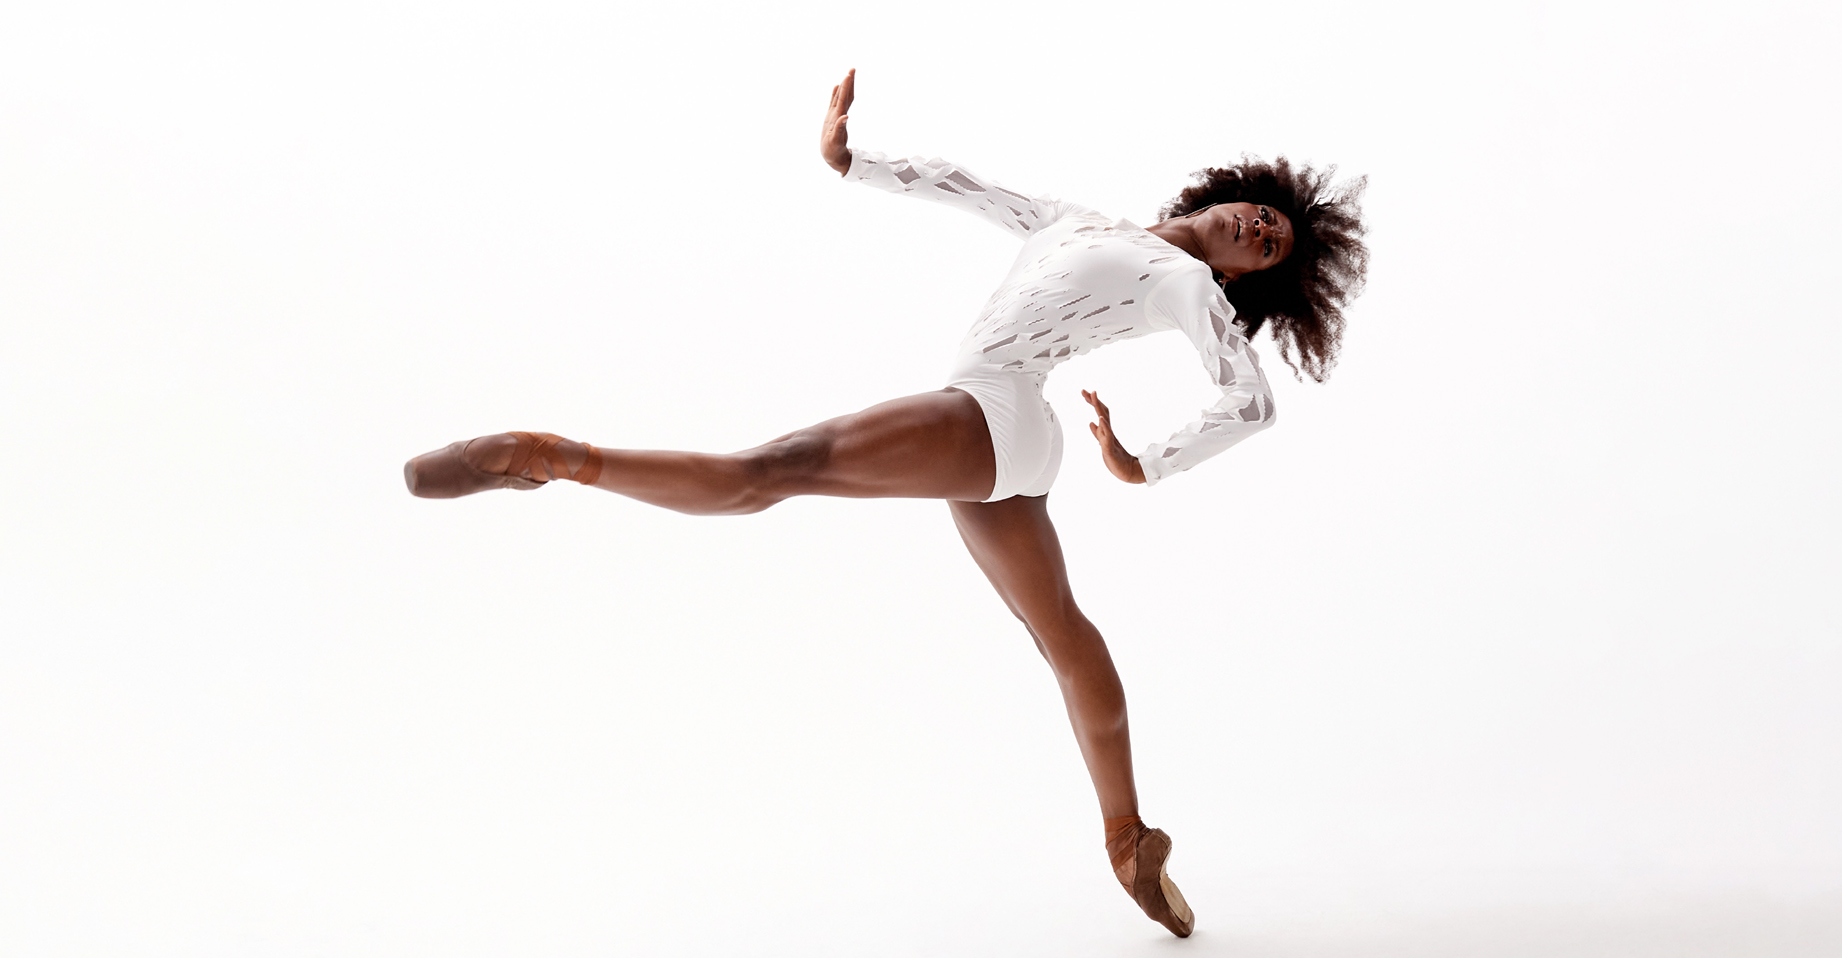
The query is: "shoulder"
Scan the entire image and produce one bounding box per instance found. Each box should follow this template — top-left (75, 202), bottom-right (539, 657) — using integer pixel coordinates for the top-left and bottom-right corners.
top-left (1052, 200), bottom-right (1102, 220)
top-left (1147, 260), bottom-right (1235, 324)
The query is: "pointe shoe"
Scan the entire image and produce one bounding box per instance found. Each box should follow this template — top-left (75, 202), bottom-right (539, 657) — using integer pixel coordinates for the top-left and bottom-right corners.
top-left (404, 431), bottom-right (603, 499)
top-left (1105, 817), bottom-right (1194, 938)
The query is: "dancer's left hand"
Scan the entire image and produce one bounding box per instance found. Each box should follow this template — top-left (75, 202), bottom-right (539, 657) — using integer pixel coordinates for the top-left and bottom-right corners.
top-left (1082, 389), bottom-right (1146, 484)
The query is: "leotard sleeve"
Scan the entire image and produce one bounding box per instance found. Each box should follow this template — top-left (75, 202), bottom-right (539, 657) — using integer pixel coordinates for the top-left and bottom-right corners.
top-left (1137, 268), bottom-right (1277, 486)
top-left (845, 147), bottom-right (1069, 239)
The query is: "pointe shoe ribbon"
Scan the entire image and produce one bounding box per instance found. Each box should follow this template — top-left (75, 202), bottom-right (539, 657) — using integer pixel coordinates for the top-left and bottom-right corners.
top-left (503, 432), bottom-right (603, 487)
top-left (404, 432), bottom-right (603, 499)
top-left (1105, 815), bottom-right (1194, 938)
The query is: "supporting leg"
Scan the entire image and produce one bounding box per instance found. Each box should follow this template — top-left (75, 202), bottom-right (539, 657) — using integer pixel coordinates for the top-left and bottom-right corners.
top-left (948, 493), bottom-right (1194, 937)
top-left (946, 494), bottom-right (1137, 818)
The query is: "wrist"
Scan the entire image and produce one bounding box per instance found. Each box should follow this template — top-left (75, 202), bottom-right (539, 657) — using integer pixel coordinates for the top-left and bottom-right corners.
top-left (1126, 451), bottom-right (1149, 485)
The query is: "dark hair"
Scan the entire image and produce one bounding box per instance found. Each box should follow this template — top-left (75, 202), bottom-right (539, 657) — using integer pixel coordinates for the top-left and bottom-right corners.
top-left (1159, 156), bottom-right (1369, 382)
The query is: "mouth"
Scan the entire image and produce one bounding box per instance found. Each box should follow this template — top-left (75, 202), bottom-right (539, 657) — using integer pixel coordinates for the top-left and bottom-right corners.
top-left (1233, 215), bottom-right (1242, 240)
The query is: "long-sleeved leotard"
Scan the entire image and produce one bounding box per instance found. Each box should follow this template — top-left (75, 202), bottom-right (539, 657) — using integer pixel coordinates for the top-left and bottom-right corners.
top-left (847, 147), bottom-right (1276, 488)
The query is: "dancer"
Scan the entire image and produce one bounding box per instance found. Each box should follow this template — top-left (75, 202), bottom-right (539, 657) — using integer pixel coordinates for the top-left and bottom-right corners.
top-left (405, 69), bottom-right (1367, 937)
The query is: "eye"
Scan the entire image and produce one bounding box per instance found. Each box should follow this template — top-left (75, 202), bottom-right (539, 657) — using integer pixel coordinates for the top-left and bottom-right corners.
top-left (1263, 238), bottom-right (1274, 257)
top-left (1258, 206), bottom-right (1270, 223)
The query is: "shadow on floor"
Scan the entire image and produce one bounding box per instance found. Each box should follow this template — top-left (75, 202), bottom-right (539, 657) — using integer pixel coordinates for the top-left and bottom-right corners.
top-left (1173, 897), bottom-right (1842, 958)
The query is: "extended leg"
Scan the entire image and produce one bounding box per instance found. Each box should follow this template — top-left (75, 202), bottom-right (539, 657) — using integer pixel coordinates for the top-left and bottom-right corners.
top-left (406, 388), bottom-right (997, 513)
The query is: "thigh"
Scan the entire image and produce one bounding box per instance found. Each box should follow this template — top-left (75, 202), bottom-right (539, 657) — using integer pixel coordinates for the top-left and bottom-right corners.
top-left (947, 494), bottom-right (1080, 640)
top-left (763, 387), bottom-right (996, 502)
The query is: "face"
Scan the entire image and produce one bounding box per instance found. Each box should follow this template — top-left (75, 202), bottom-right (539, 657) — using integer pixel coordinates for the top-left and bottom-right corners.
top-left (1188, 202), bottom-right (1296, 280)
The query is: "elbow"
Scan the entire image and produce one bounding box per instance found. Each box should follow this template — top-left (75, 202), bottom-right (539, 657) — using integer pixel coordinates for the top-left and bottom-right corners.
top-left (1237, 391), bottom-right (1276, 431)
top-left (1255, 399), bottom-right (1277, 430)
top-left (1242, 411), bottom-right (1277, 443)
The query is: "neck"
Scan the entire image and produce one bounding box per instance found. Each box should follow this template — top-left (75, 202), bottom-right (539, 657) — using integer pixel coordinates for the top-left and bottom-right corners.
top-left (1144, 217), bottom-right (1225, 280)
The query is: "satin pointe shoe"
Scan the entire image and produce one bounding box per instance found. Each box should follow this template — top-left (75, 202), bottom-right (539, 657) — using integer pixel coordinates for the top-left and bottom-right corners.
top-left (404, 431), bottom-right (604, 499)
top-left (1105, 816), bottom-right (1195, 938)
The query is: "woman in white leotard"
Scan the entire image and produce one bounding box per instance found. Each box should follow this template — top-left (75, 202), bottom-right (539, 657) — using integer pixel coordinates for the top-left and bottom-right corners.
top-left (853, 145), bottom-right (1282, 500)
top-left (404, 69), bottom-right (1368, 937)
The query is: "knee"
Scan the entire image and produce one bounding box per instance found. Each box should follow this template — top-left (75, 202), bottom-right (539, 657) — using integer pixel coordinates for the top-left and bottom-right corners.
top-left (729, 434), bottom-right (832, 513)
top-left (1024, 604), bottom-right (1098, 668)
top-left (1027, 599), bottom-right (1088, 645)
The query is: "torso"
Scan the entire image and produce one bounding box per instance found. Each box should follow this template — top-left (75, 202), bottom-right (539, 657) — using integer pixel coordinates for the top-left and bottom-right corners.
top-left (956, 204), bottom-right (1214, 372)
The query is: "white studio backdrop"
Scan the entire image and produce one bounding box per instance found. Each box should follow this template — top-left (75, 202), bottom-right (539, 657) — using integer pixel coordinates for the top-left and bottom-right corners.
top-left (1, 1), bottom-right (1838, 956)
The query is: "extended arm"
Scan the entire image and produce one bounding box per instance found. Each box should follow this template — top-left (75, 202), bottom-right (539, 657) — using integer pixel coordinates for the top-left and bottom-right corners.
top-left (818, 69), bottom-right (1063, 238)
top-left (845, 150), bottom-right (1062, 239)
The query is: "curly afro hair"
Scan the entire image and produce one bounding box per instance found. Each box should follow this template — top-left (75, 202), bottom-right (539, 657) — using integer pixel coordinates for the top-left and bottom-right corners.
top-left (1159, 156), bottom-right (1369, 382)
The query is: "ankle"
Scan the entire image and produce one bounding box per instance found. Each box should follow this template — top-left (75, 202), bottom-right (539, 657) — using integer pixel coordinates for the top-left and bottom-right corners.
top-left (1104, 815), bottom-right (1145, 881)
top-left (461, 433), bottom-right (601, 485)
top-left (1104, 814), bottom-right (1143, 844)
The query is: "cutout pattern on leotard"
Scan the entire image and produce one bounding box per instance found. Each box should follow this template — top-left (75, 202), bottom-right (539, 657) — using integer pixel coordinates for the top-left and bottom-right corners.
top-left (848, 148), bottom-right (1277, 486)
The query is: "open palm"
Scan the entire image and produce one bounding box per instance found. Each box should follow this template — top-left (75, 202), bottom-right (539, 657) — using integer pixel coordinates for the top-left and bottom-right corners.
top-left (820, 68), bottom-right (855, 175)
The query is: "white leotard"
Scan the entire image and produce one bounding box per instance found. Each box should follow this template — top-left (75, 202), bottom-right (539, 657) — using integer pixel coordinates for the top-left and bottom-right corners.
top-left (848, 147), bottom-right (1276, 489)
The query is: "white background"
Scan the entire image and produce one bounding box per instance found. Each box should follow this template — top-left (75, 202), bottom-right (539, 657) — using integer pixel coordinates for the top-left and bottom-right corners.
top-left (2, 1), bottom-right (1838, 955)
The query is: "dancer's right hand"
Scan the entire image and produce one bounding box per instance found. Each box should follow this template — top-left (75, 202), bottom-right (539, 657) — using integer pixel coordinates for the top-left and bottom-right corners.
top-left (821, 68), bottom-right (855, 175)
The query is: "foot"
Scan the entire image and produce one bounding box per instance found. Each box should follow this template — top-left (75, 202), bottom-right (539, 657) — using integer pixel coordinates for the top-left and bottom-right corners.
top-left (1105, 816), bottom-right (1194, 938)
top-left (404, 432), bottom-right (602, 499)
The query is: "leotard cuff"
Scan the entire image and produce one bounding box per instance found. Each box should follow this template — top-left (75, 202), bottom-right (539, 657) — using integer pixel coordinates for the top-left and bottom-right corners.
top-left (844, 146), bottom-right (872, 179)
top-left (1138, 451), bottom-right (1167, 487)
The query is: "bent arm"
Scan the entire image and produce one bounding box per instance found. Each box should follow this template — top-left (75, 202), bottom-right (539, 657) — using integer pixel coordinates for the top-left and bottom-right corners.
top-left (1137, 271), bottom-right (1277, 486)
top-left (845, 147), bottom-right (1066, 239)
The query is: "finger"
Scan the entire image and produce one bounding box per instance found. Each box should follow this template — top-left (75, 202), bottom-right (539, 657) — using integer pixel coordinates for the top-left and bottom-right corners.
top-left (841, 68), bottom-right (855, 110)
